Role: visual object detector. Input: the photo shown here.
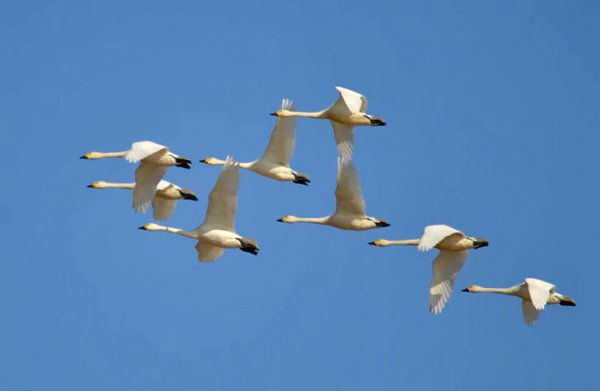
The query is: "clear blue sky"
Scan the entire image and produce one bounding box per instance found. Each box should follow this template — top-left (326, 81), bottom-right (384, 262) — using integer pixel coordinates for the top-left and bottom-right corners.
top-left (1, 1), bottom-right (598, 389)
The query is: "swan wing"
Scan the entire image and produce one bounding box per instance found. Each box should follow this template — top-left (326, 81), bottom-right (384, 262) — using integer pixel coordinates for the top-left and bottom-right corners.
top-left (133, 162), bottom-right (168, 213)
top-left (156, 180), bottom-right (175, 191)
top-left (195, 239), bottom-right (225, 262)
top-left (126, 141), bottom-right (167, 163)
top-left (418, 225), bottom-right (465, 252)
top-left (335, 86), bottom-right (368, 113)
top-left (525, 278), bottom-right (555, 310)
top-left (151, 197), bottom-right (177, 221)
top-left (202, 157), bottom-right (239, 231)
top-left (260, 99), bottom-right (296, 166)
top-left (330, 121), bottom-right (355, 160)
top-left (521, 300), bottom-right (541, 325)
top-left (334, 156), bottom-right (365, 216)
top-left (429, 250), bottom-right (468, 314)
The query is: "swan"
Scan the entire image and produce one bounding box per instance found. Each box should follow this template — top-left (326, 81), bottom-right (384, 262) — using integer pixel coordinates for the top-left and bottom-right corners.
top-left (277, 157), bottom-right (389, 230)
top-left (87, 180), bottom-right (198, 221)
top-left (270, 86), bottom-right (386, 159)
top-left (462, 278), bottom-right (576, 325)
top-left (81, 141), bottom-right (192, 213)
top-left (139, 157), bottom-right (259, 262)
top-left (200, 99), bottom-right (310, 185)
top-left (369, 225), bottom-right (489, 314)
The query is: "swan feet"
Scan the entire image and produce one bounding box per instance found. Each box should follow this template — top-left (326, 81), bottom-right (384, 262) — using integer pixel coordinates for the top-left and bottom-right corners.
top-left (238, 238), bottom-right (259, 256)
top-left (292, 173), bottom-right (311, 186)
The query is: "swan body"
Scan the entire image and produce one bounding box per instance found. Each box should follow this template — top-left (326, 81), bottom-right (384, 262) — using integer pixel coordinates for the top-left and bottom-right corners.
top-left (201, 99), bottom-right (310, 185)
top-left (81, 141), bottom-right (192, 213)
top-left (271, 87), bottom-right (386, 159)
top-left (278, 157), bottom-right (389, 231)
top-left (462, 278), bottom-right (576, 325)
top-left (87, 180), bottom-right (198, 221)
top-left (139, 157), bottom-right (259, 262)
top-left (369, 225), bottom-right (489, 314)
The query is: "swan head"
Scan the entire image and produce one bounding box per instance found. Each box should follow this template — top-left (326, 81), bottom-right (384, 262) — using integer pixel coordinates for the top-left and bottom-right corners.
top-left (199, 157), bottom-right (225, 165)
top-left (368, 239), bottom-right (384, 246)
top-left (80, 152), bottom-right (100, 159)
top-left (179, 189), bottom-right (198, 201)
top-left (138, 223), bottom-right (163, 231)
top-left (277, 215), bottom-right (296, 223)
top-left (270, 109), bottom-right (292, 117)
top-left (470, 238), bottom-right (489, 249)
top-left (461, 285), bottom-right (483, 293)
top-left (87, 181), bottom-right (104, 188)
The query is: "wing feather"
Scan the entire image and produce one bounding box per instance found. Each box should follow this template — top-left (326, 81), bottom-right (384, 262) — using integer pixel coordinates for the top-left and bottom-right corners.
top-left (126, 141), bottom-right (168, 163)
top-left (525, 278), bottom-right (555, 310)
top-left (429, 250), bottom-right (468, 314)
top-left (133, 163), bottom-right (168, 213)
top-left (202, 157), bottom-right (240, 231)
top-left (195, 239), bottom-right (225, 262)
top-left (334, 156), bottom-right (365, 216)
top-left (521, 300), bottom-right (541, 325)
top-left (335, 86), bottom-right (368, 113)
top-left (151, 197), bottom-right (177, 221)
top-left (260, 99), bottom-right (296, 166)
top-left (330, 121), bottom-right (355, 160)
top-left (418, 225), bottom-right (464, 252)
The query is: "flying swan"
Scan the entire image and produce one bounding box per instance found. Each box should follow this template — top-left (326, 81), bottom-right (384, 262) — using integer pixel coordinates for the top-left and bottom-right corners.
top-left (87, 180), bottom-right (198, 221)
top-left (80, 141), bottom-right (192, 213)
top-left (277, 157), bottom-right (390, 230)
top-left (462, 278), bottom-right (576, 325)
top-left (201, 99), bottom-right (310, 185)
top-left (369, 225), bottom-right (489, 314)
top-left (139, 157), bottom-right (259, 262)
top-left (270, 86), bottom-right (386, 159)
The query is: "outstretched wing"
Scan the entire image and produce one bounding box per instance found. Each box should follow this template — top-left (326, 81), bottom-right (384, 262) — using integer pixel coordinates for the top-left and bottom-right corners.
top-left (334, 156), bottom-right (365, 216)
top-left (335, 86), bottom-right (368, 113)
top-left (260, 99), bottom-right (296, 166)
top-left (202, 157), bottom-right (240, 231)
top-left (330, 121), bottom-right (355, 160)
top-left (195, 239), bottom-right (225, 262)
top-left (418, 225), bottom-right (464, 252)
top-left (151, 197), bottom-right (177, 221)
top-left (525, 278), bottom-right (555, 310)
top-left (429, 250), bottom-right (469, 314)
top-left (126, 141), bottom-right (168, 163)
top-left (522, 300), bottom-right (542, 325)
top-left (133, 163), bottom-right (168, 213)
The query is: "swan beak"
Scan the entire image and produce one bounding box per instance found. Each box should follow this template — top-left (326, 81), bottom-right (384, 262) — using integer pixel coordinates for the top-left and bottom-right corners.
top-left (270, 110), bottom-right (282, 117)
top-left (277, 218), bottom-right (284, 222)
top-left (80, 154), bottom-right (89, 159)
top-left (138, 225), bottom-right (147, 230)
top-left (368, 240), bottom-right (380, 246)
top-left (199, 159), bottom-right (208, 164)
top-left (86, 184), bottom-right (94, 188)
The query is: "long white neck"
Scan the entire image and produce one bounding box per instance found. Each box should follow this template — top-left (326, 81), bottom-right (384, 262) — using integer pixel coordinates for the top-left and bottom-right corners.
top-left (469, 286), bottom-right (519, 296)
top-left (288, 216), bottom-right (330, 225)
top-left (142, 223), bottom-right (198, 239)
top-left (286, 110), bottom-right (327, 119)
top-left (379, 239), bottom-right (420, 247)
top-left (203, 158), bottom-right (255, 169)
top-left (239, 161), bottom-right (258, 169)
top-left (92, 182), bottom-right (135, 190)
top-left (86, 151), bottom-right (129, 159)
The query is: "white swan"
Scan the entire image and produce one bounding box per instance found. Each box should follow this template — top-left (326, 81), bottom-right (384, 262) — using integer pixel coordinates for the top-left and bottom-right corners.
top-left (462, 278), bottom-right (576, 325)
top-left (201, 99), bottom-right (310, 185)
top-left (277, 157), bottom-right (389, 230)
top-left (369, 225), bottom-right (489, 314)
top-left (139, 157), bottom-right (258, 262)
top-left (270, 86), bottom-right (386, 159)
top-left (81, 141), bottom-right (192, 213)
top-left (87, 180), bottom-right (198, 221)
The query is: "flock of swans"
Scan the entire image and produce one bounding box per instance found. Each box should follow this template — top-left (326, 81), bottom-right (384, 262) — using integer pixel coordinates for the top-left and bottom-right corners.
top-left (81, 86), bottom-right (575, 325)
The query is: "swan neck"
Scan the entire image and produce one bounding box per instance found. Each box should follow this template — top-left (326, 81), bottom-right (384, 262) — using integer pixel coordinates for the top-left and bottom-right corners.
top-left (471, 286), bottom-right (517, 295)
top-left (288, 110), bottom-right (327, 119)
top-left (153, 225), bottom-right (198, 239)
top-left (239, 161), bottom-right (257, 169)
top-left (94, 182), bottom-right (135, 190)
top-left (93, 151), bottom-right (129, 159)
top-left (384, 239), bottom-right (420, 246)
top-left (291, 216), bottom-right (329, 224)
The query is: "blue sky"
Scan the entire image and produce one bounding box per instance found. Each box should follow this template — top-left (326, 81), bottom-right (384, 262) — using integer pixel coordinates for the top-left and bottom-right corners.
top-left (1, 0), bottom-right (598, 389)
